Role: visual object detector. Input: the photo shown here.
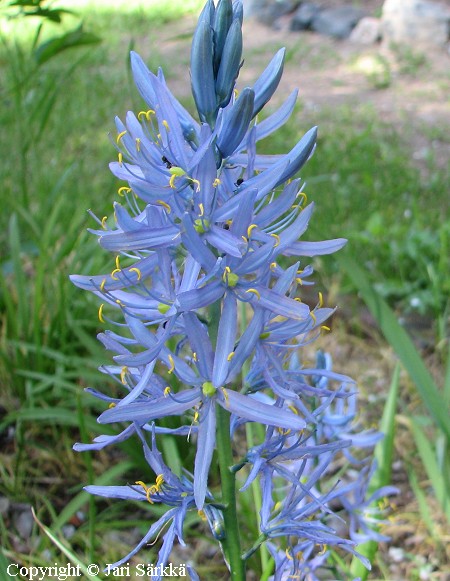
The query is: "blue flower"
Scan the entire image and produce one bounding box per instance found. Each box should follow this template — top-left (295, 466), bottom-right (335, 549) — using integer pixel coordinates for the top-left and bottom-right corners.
top-left (72, 0), bottom-right (391, 576)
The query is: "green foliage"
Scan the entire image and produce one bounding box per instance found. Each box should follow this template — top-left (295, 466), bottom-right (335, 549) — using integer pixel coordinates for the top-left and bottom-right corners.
top-left (350, 364), bottom-right (400, 579)
top-left (340, 255), bottom-right (450, 575)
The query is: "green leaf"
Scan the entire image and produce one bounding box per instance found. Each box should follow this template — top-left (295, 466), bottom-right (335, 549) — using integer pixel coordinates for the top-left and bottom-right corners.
top-left (52, 461), bottom-right (134, 532)
top-left (32, 509), bottom-right (104, 581)
top-left (33, 25), bottom-right (101, 66)
top-left (410, 417), bottom-right (450, 523)
top-left (349, 363), bottom-right (400, 579)
top-left (0, 548), bottom-right (12, 578)
top-left (337, 253), bottom-right (449, 439)
top-left (0, 407), bottom-right (100, 433)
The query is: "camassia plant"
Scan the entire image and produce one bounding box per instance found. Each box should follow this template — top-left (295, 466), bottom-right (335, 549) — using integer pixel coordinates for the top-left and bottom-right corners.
top-left (71, 1), bottom-right (397, 578)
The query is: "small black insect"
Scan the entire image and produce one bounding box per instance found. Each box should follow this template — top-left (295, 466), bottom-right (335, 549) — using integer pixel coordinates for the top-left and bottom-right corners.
top-left (162, 156), bottom-right (173, 169)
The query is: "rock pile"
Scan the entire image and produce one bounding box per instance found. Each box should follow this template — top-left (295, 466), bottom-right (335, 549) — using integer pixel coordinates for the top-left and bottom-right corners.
top-left (244, 0), bottom-right (450, 48)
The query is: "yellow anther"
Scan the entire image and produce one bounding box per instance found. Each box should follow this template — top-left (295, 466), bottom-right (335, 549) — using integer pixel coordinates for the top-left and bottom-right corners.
top-left (155, 474), bottom-right (164, 488)
top-left (135, 138), bottom-right (141, 152)
top-left (169, 174), bottom-right (177, 189)
top-left (271, 233), bottom-right (280, 247)
top-left (115, 299), bottom-right (125, 307)
top-left (129, 267), bottom-right (141, 280)
top-left (190, 178), bottom-right (201, 192)
top-left (288, 405), bottom-right (299, 415)
top-left (111, 268), bottom-right (121, 280)
top-left (145, 488), bottom-right (154, 503)
top-left (192, 352), bottom-right (198, 362)
top-left (212, 178), bottom-right (221, 187)
top-left (298, 192), bottom-right (308, 205)
top-left (162, 119), bottom-right (170, 131)
top-left (138, 109), bottom-right (155, 121)
top-left (285, 547), bottom-right (293, 561)
top-left (198, 509), bottom-right (207, 521)
top-left (241, 236), bottom-right (248, 244)
top-left (296, 277), bottom-right (303, 285)
top-left (310, 311), bottom-right (317, 324)
top-left (270, 262), bottom-right (277, 271)
top-left (116, 130), bottom-right (127, 144)
top-left (98, 304), bottom-right (105, 323)
top-left (247, 224), bottom-right (258, 238)
top-left (120, 366), bottom-right (128, 384)
top-left (108, 402), bottom-right (116, 408)
top-left (221, 388), bottom-right (230, 407)
top-left (294, 297), bottom-right (302, 302)
top-left (198, 203), bottom-right (204, 217)
top-left (318, 544), bottom-right (327, 556)
top-left (245, 288), bottom-right (261, 300)
top-left (135, 480), bottom-right (148, 491)
top-left (167, 354), bottom-right (175, 374)
top-left (193, 409), bottom-right (199, 423)
top-left (100, 278), bottom-right (106, 292)
top-left (321, 325), bottom-right (330, 332)
top-left (118, 152), bottom-right (123, 166)
top-left (118, 186), bottom-right (131, 196)
top-left (233, 88), bottom-right (239, 98)
top-left (101, 216), bottom-right (108, 229)
top-left (115, 256), bottom-right (121, 270)
top-left (227, 351), bottom-right (235, 361)
top-left (156, 199), bottom-right (171, 213)
top-left (164, 386), bottom-right (171, 396)
top-left (318, 291), bottom-right (323, 308)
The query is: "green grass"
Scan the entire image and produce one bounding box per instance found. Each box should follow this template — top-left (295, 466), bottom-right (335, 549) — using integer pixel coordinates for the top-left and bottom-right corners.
top-left (1, 1), bottom-right (449, 577)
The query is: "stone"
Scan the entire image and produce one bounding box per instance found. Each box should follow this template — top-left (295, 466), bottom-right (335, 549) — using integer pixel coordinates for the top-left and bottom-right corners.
top-left (246, 0), bottom-right (301, 26)
top-left (290, 2), bottom-right (322, 32)
top-left (382, 0), bottom-right (450, 48)
top-left (13, 506), bottom-right (33, 539)
top-left (0, 496), bottom-right (10, 516)
top-left (311, 6), bottom-right (367, 39)
top-left (349, 16), bottom-right (382, 44)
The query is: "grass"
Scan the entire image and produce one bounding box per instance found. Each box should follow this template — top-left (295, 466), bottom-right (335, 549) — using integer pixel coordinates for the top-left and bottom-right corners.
top-left (0, 1), bottom-right (449, 578)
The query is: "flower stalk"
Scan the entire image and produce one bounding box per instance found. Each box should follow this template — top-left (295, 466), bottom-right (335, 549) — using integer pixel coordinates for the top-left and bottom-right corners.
top-left (216, 404), bottom-right (245, 580)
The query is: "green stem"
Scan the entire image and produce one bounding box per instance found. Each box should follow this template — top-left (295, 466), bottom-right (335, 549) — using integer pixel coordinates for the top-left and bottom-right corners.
top-left (216, 404), bottom-right (246, 581)
top-left (240, 301), bottom-right (270, 573)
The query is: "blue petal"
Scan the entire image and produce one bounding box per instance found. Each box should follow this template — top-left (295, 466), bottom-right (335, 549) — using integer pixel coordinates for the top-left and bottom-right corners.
top-left (184, 312), bottom-right (214, 378)
top-left (191, 10), bottom-right (217, 124)
top-left (212, 293), bottom-right (237, 387)
top-left (194, 398), bottom-right (216, 508)
top-left (216, 88), bottom-right (255, 158)
top-left (282, 238), bottom-right (348, 256)
top-left (252, 47), bottom-right (285, 117)
top-left (99, 225), bottom-right (180, 252)
top-left (98, 389), bottom-right (201, 424)
top-left (219, 389), bottom-right (306, 430)
top-left (215, 17), bottom-right (243, 108)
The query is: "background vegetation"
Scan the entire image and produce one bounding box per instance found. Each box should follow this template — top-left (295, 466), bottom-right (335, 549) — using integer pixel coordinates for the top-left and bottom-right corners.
top-left (0, 0), bottom-right (448, 579)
